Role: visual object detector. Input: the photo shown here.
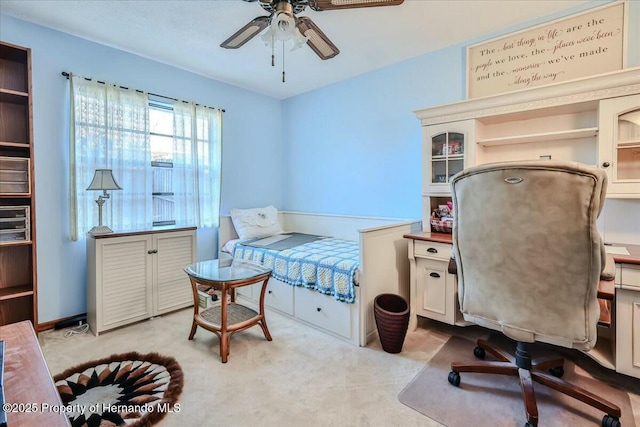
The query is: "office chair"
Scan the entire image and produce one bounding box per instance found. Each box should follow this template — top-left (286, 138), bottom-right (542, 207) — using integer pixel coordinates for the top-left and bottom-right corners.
top-left (447, 161), bottom-right (621, 427)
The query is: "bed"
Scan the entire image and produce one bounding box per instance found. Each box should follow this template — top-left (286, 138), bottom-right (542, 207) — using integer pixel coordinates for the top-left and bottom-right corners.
top-left (218, 207), bottom-right (421, 346)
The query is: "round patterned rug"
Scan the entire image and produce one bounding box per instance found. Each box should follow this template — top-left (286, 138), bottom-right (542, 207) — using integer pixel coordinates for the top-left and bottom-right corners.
top-left (53, 351), bottom-right (183, 427)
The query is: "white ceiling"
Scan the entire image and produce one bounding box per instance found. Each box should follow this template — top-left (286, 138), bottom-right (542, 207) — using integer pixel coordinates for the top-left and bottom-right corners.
top-left (0, 0), bottom-right (589, 99)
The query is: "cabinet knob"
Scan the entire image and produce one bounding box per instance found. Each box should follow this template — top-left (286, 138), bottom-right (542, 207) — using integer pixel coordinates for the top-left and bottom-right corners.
top-left (268, 290), bottom-right (272, 294)
top-left (602, 162), bottom-right (610, 168)
top-left (427, 248), bottom-right (438, 253)
top-left (430, 272), bottom-right (441, 278)
top-left (316, 307), bottom-right (322, 312)
top-left (147, 249), bottom-right (158, 254)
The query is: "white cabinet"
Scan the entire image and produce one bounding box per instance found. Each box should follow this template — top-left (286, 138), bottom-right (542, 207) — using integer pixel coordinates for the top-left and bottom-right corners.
top-left (423, 121), bottom-right (475, 195)
top-left (616, 263), bottom-right (640, 378)
top-left (154, 230), bottom-right (198, 315)
top-left (408, 239), bottom-right (468, 329)
top-left (599, 93), bottom-right (640, 197)
top-left (422, 121), bottom-right (475, 232)
top-left (415, 67), bottom-right (640, 218)
top-left (86, 227), bottom-right (196, 335)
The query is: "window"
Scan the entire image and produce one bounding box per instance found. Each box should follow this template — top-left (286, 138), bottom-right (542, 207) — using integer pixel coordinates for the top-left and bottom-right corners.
top-left (150, 100), bottom-right (177, 226)
top-left (69, 75), bottom-right (222, 241)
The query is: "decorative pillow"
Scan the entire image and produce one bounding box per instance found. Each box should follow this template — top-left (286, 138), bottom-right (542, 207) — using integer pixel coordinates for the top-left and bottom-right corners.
top-left (230, 206), bottom-right (283, 240)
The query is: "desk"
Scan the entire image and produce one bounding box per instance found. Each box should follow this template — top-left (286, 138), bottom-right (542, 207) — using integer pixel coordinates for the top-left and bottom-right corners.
top-left (404, 232), bottom-right (640, 379)
top-left (184, 259), bottom-right (273, 363)
top-left (0, 321), bottom-right (71, 426)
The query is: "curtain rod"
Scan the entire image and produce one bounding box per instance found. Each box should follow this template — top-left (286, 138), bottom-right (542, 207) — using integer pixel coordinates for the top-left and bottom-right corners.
top-left (61, 71), bottom-right (226, 112)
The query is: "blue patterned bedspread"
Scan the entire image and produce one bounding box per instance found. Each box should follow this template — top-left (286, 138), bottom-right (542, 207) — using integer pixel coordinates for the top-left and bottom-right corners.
top-left (233, 238), bottom-right (359, 303)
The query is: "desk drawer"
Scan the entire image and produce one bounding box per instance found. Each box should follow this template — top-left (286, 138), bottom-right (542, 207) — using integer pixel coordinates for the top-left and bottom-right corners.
top-left (620, 264), bottom-right (640, 291)
top-left (414, 240), bottom-right (451, 260)
top-left (295, 287), bottom-right (352, 339)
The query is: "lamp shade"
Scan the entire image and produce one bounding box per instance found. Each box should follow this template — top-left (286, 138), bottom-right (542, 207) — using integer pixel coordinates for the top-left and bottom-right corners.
top-left (86, 169), bottom-right (122, 191)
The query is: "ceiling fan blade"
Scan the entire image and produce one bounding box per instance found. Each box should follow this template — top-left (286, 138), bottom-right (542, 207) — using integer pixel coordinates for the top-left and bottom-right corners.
top-left (296, 16), bottom-right (339, 60)
top-left (220, 16), bottom-right (270, 49)
top-left (308, 0), bottom-right (404, 11)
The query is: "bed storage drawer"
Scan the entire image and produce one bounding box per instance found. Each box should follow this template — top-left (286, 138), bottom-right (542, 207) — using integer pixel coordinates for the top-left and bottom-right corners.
top-left (295, 288), bottom-right (352, 339)
top-left (265, 278), bottom-right (294, 315)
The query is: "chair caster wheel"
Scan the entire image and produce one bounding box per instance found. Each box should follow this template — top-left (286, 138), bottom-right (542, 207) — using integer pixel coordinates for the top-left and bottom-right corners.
top-left (473, 346), bottom-right (486, 359)
top-left (549, 366), bottom-right (564, 378)
top-left (448, 370), bottom-right (460, 386)
top-left (525, 423), bottom-right (536, 427)
top-left (602, 415), bottom-right (621, 427)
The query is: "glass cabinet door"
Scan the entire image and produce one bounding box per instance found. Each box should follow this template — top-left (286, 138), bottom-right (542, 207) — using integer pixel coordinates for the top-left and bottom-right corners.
top-left (430, 131), bottom-right (465, 185)
top-left (599, 94), bottom-right (640, 197)
top-left (617, 109), bottom-right (640, 180)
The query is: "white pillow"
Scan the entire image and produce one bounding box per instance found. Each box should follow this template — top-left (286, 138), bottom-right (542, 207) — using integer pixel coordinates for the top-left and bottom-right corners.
top-left (221, 238), bottom-right (240, 254)
top-left (230, 206), bottom-right (283, 240)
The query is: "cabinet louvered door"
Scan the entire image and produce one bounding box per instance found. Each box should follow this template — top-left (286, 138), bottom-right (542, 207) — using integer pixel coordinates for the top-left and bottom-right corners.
top-left (153, 230), bottom-right (195, 315)
top-left (98, 235), bottom-right (153, 331)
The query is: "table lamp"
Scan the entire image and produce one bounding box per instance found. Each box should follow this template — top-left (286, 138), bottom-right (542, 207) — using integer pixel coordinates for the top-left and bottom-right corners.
top-left (86, 169), bottom-right (122, 235)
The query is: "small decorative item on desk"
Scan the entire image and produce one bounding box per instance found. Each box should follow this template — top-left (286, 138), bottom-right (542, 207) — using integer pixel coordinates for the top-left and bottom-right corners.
top-left (430, 204), bottom-right (454, 233)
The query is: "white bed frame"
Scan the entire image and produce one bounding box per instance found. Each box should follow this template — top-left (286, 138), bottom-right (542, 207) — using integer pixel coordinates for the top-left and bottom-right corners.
top-left (218, 211), bottom-right (421, 346)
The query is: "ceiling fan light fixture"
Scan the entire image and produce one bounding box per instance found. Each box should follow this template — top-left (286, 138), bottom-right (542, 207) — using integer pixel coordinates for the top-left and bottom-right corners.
top-left (261, 7), bottom-right (308, 51)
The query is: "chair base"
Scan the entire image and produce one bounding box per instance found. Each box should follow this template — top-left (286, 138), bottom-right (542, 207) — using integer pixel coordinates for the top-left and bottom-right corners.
top-left (448, 339), bottom-right (621, 427)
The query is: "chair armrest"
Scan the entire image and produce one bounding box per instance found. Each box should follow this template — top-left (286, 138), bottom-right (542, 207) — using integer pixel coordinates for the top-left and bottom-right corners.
top-left (601, 253), bottom-right (615, 281)
top-left (598, 279), bottom-right (614, 301)
top-left (448, 258), bottom-right (457, 275)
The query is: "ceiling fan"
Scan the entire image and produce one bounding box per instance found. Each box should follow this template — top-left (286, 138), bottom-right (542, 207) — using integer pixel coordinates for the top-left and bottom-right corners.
top-left (220, 0), bottom-right (405, 61)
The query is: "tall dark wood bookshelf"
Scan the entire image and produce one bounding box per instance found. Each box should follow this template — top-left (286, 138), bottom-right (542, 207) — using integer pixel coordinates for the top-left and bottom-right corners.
top-left (0, 41), bottom-right (38, 327)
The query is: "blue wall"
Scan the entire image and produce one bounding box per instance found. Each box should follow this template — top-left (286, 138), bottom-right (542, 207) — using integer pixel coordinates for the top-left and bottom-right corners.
top-left (281, 0), bottom-right (640, 217)
top-left (1, 0), bottom-right (637, 323)
top-left (282, 47), bottom-right (463, 218)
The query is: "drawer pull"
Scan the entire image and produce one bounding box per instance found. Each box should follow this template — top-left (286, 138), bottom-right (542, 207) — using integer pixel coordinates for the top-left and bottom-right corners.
top-left (317, 307), bottom-right (322, 312)
top-left (427, 248), bottom-right (438, 253)
top-left (430, 272), bottom-right (441, 278)
top-left (268, 290), bottom-right (272, 294)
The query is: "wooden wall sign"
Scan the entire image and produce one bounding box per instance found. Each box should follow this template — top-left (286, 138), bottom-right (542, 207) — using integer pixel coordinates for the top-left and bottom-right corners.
top-left (467, 1), bottom-right (626, 99)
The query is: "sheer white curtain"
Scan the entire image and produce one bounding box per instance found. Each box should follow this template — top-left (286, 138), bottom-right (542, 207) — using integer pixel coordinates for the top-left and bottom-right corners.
top-left (172, 102), bottom-right (198, 226)
top-left (69, 75), bottom-right (151, 240)
top-left (172, 101), bottom-right (222, 228)
top-left (195, 104), bottom-right (223, 228)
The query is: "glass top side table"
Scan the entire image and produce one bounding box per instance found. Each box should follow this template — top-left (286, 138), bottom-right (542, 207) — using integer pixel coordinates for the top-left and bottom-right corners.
top-left (184, 259), bottom-right (273, 363)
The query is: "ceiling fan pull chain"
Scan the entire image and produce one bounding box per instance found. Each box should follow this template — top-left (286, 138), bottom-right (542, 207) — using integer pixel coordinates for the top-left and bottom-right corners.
top-left (271, 32), bottom-right (275, 67)
top-left (282, 41), bottom-right (286, 83)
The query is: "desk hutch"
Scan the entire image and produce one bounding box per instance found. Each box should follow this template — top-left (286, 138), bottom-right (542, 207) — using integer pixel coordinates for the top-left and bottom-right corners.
top-left (407, 67), bottom-right (640, 379)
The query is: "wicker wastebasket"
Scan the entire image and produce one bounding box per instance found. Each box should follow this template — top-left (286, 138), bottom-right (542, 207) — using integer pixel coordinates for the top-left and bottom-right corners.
top-left (374, 293), bottom-right (410, 354)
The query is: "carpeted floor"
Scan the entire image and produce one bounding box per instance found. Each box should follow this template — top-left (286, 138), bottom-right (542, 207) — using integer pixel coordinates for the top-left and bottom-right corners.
top-left (38, 309), bottom-right (640, 427)
top-left (399, 335), bottom-right (637, 427)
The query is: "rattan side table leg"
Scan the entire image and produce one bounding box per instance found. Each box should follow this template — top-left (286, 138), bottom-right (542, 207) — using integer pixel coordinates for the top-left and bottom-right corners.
top-left (220, 286), bottom-right (229, 363)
